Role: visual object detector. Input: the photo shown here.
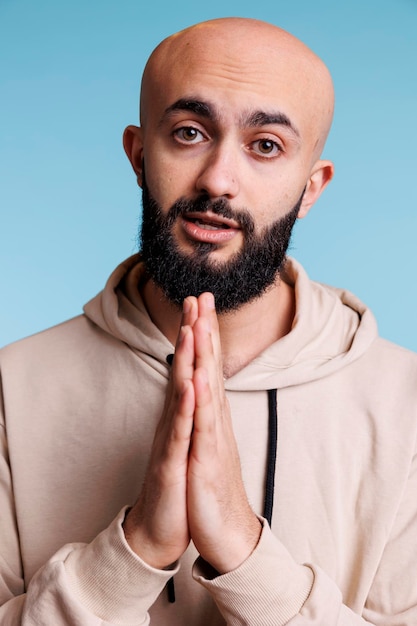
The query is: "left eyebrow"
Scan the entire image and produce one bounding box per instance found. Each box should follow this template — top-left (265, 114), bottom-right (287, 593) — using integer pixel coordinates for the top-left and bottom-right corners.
top-left (244, 110), bottom-right (300, 137)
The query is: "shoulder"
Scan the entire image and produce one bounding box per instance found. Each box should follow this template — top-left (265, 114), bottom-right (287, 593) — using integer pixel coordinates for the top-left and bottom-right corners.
top-left (350, 337), bottom-right (417, 428)
top-left (0, 314), bottom-right (121, 376)
top-left (2, 315), bottom-right (90, 357)
top-left (365, 336), bottom-right (417, 376)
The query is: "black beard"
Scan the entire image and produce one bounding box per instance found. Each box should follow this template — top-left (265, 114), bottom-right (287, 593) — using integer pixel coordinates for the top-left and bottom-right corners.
top-left (139, 179), bottom-right (302, 313)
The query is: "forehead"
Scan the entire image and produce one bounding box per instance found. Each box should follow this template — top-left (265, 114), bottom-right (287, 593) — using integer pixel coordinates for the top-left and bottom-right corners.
top-left (140, 21), bottom-right (334, 156)
top-left (145, 46), bottom-right (311, 129)
top-left (140, 21), bottom-right (333, 159)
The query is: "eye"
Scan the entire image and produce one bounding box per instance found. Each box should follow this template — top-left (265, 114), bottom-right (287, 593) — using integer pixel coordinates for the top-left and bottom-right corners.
top-left (252, 138), bottom-right (281, 157)
top-left (174, 126), bottom-right (205, 144)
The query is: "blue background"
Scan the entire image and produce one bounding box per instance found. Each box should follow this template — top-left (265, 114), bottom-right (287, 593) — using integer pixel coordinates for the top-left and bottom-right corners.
top-left (1, 0), bottom-right (416, 349)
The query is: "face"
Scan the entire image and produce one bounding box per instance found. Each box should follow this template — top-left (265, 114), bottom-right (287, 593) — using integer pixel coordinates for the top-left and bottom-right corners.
top-left (138, 92), bottom-right (308, 267)
top-left (140, 173), bottom-right (303, 312)
top-left (124, 19), bottom-right (334, 306)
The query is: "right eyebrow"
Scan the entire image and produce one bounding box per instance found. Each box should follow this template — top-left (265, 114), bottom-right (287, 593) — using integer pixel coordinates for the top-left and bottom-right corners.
top-left (159, 98), bottom-right (216, 126)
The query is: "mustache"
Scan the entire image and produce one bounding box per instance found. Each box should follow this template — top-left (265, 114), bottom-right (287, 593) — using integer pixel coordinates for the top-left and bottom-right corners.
top-left (165, 195), bottom-right (255, 234)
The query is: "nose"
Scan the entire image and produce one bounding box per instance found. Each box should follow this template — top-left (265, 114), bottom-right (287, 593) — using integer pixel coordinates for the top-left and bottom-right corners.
top-left (195, 142), bottom-right (240, 199)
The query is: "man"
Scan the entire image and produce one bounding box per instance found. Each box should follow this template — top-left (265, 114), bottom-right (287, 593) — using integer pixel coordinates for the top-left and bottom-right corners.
top-left (1, 16), bottom-right (416, 625)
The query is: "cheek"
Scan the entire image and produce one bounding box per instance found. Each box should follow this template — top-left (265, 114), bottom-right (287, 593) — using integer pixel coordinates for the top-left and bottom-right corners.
top-left (142, 147), bottom-right (193, 209)
top-left (143, 158), bottom-right (176, 206)
top-left (250, 187), bottom-right (304, 233)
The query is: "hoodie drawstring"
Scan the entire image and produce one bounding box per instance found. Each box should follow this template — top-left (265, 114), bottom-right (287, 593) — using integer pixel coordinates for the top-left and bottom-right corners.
top-left (166, 576), bottom-right (176, 603)
top-left (264, 389), bottom-right (278, 526)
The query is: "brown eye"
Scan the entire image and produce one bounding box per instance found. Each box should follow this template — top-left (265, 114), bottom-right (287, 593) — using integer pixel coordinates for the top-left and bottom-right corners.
top-left (251, 138), bottom-right (281, 158)
top-left (175, 127), bottom-right (204, 143)
top-left (182, 127), bottom-right (198, 140)
top-left (258, 139), bottom-right (276, 154)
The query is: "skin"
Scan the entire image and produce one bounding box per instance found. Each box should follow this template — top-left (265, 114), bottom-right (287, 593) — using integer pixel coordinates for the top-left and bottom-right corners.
top-left (122, 18), bottom-right (335, 574)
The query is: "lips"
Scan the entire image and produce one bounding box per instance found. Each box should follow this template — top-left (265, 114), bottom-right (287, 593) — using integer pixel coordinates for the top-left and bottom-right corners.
top-left (181, 211), bottom-right (241, 244)
top-left (192, 218), bottom-right (230, 231)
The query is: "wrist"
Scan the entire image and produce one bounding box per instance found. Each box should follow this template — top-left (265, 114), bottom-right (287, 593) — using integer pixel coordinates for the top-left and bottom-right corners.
top-left (205, 516), bottom-right (262, 574)
top-left (122, 509), bottom-right (186, 570)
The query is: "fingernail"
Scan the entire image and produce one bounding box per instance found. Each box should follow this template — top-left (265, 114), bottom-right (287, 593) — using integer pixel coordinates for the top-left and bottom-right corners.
top-left (178, 326), bottom-right (187, 343)
top-left (204, 292), bottom-right (215, 309)
top-left (183, 298), bottom-right (191, 314)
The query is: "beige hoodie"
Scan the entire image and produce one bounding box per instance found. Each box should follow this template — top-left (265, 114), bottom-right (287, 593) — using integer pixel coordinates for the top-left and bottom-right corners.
top-left (1, 255), bottom-right (417, 625)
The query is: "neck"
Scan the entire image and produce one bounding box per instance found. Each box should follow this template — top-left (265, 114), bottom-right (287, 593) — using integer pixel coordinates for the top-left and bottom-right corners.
top-left (141, 276), bottom-right (295, 378)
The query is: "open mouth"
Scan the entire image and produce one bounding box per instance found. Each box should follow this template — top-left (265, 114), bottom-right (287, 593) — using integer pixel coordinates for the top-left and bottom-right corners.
top-left (184, 211), bottom-right (240, 230)
top-left (189, 218), bottom-right (231, 230)
top-left (181, 211), bottom-right (241, 244)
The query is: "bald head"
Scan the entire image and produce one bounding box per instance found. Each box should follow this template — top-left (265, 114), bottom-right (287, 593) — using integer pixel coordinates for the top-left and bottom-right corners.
top-left (140, 17), bottom-right (334, 159)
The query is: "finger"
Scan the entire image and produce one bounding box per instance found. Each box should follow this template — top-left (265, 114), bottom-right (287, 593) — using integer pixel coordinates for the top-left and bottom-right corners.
top-left (166, 377), bottom-right (195, 458)
top-left (193, 308), bottom-right (225, 410)
top-left (182, 296), bottom-right (198, 329)
top-left (193, 315), bottom-right (221, 400)
top-left (154, 376), bottom-right (195, 471)
top-left (170, 324), bottom-right (195, 399)
top-left (168, 297), bottom-right (197, 393)
top-left (194, 293), bottom-right (218, 371)
top-left (197, 293), bottom-right (222, 362)
top-left (191, 366), bottom-right (215, 451)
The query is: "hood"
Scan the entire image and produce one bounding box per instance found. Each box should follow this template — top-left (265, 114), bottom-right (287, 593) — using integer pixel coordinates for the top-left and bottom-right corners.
top-left (83, 254), bottom-right (378, 392)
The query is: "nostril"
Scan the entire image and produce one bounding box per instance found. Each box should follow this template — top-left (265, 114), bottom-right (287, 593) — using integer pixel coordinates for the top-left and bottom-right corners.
top-left (195, 161), bottom-right (239, 199)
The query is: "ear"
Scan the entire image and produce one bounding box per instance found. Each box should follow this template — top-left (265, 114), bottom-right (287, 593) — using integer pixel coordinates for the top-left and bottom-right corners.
top-left (123, 125), bottom-right (144, 187)
top-left (297, 159), bottom-right (334, 219)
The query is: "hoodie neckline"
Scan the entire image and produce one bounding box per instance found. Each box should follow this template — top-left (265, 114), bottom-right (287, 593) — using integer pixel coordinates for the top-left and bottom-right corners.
top-left (83, 255), bottom-right (378, 392)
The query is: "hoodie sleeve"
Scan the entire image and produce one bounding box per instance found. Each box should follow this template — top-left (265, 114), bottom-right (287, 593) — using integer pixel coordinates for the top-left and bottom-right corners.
top-left (0, 400), bottom-right (177, 625)
top-left (0, 511), bottom-right (178, 625)
top-left (194, 450), bottom-right (417, 626)
top-left (24, 510), bottom-right (178, 625)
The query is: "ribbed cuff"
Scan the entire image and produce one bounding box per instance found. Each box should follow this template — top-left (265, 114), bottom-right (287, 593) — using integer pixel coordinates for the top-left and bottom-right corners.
top-left (193, 518), bottom-right (313, 626)
top-left (64, 507), bottom-right (179, 624)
